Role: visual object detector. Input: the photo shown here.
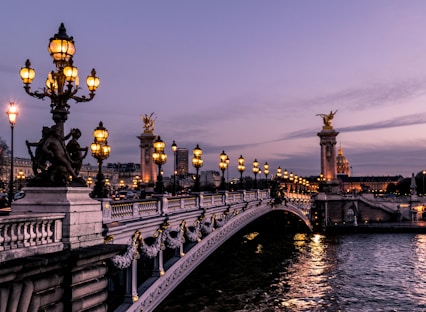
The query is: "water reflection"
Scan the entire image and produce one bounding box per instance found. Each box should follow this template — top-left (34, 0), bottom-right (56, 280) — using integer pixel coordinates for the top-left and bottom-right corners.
top-left (156, 224), bottom-right (426, 312)
top-left (274, 233), bottom-right (338, 311)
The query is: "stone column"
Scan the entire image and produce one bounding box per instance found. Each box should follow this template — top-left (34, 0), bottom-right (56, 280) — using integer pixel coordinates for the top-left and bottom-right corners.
top-left (138, 132), bottom-right (157, 192)
top-left (317, 128), bottom-right (339, 182)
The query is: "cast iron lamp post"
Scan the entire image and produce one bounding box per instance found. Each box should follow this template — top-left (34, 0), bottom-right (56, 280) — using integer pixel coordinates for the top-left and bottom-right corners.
top-left (276, 166), bottom-right (282, 180)
top-left (19, 23), bottom-right (100, 138)
top-left (6, 102), bottom-right (18, 206)
top-left (90, 121), bottom-right (111, 198)
top-left (133, 175), bottom-right (141, 190)
top-left (219, 151), bottom-right (228, 190)
top-left (17, 170), bottom-right (25, 190)
top-left (171, 141), bottom-right (177, 195)
top-left (237, 155), bottom-right (245, 189)
top-left (153, 136), bottom-right (167, 194)
top-left (263, 162), bottom-right (270, 189)
top-left (226, 155), bottom-right (230, 187)
top-left (192, 144), bottom-right (203, 192)
top-left (252, 159), bottom-right (259, 189)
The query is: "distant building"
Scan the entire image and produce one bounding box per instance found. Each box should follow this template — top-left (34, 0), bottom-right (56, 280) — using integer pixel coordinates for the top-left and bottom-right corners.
top-left (176, 148), bottom-right (188, 177)
top-left (336, 145), bottom-right (350, 176)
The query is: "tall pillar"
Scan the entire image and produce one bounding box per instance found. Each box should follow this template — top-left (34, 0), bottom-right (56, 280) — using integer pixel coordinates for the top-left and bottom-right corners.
top-left (138, 113), bottom-right (158, 191)
top-left (316, 110), bottom-right (339, 183)
top-left (138, 132), bottom-right (157, 186)
top-left (317, 129), bottom-right (339, 181)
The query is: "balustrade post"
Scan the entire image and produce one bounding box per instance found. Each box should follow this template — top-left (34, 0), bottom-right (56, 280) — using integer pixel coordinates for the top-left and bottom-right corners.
top-left (132, 202), bottom-right (139, 218)
top-left (198, 193), bottom-right (204, 209)
top-left (101, 199), bottom-right (112, 223)
top-left (154, 195), bottom-right (169, 216)
top-left (222, 191), bottom-right (228, 205)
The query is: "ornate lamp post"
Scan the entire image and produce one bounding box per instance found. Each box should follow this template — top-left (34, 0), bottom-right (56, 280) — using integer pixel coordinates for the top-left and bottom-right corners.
top-left (19, 23), bottom-right (100, 186)
top-left (133, 175), bottom-right (141, 190)
top-left (153, 136), bottom-right (167, 194)
top-left (237, 155), bottom-right (245, 189)
top-left (20, 23), bottom-right (100, 138)
top-left (226, 155), bottom-right (230, 187)
top-left (6, 102), bottom-right (18, 206)
top-left (90, 121), bottom-right (111, 198)
top-left (192, 144), bottom-right (203, 192)
top-left (263, 162), bottom-right (270, 189)
top-left (219, 151), bottom-right (228, 190)
top-left (171, 141), bottom-right (177, 196)
top-left (252, 159), bottom-right (259, 189)
top-left (17, 170), bottom-right (25, 190)
top-left (276, 166), bottom-right (282, 180)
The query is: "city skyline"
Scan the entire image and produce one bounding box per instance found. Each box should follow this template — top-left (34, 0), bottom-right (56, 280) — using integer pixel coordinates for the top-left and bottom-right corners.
top-left (2, 1), bottom-right (426, 179)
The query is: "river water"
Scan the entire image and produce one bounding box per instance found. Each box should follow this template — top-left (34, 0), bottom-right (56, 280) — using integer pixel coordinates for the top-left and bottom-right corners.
top-left (155, 213), bottom-right (426, 312)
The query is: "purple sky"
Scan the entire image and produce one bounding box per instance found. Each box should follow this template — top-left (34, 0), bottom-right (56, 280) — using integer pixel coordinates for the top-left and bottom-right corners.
top-left (2, 1), bottom-right (426, 179)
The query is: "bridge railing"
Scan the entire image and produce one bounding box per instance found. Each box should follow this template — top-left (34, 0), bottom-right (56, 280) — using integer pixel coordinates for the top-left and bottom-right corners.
top-left (0, 213), bottom-right (65, 262)
top-left (106, 190), bottom-right (267, 224)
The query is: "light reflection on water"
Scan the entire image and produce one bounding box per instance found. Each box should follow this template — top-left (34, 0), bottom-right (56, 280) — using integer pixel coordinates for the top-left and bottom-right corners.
top-left (156, 229), bottom-right (426, 312)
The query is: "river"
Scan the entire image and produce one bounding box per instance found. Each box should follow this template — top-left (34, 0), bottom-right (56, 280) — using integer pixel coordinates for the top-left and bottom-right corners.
top-left (155, 213), bottom-right (426, 311)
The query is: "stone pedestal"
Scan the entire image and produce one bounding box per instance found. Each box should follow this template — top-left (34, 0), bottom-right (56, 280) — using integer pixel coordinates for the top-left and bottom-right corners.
top-left (11, 187), bottom-right (104, 250)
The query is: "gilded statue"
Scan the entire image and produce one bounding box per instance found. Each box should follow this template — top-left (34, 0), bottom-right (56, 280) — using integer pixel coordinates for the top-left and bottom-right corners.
top-left (316, 110), bottom-right (338, 128)
top-left (142, 113), bottom-right (156, 133)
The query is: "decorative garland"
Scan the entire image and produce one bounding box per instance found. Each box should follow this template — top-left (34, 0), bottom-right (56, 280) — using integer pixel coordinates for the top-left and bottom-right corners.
top-left (200, 215), bottom-right (215, 235)
top-left (111, 230), bottom-right (142, 269)
top-left (164, 221), bottom-right (185, 249)
top-left (139, 229), bottom-right (163, 259)
top-left (185, 220), bottom-right (201, 242)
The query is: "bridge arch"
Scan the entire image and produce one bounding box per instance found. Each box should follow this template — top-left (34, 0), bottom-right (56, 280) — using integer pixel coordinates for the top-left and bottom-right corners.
top-left (111, 197), bottom-right (311, 312)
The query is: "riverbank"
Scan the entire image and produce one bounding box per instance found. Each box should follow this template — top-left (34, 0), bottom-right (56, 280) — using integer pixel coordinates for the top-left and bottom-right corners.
top-left (324, 221), bottom-right (426, 234)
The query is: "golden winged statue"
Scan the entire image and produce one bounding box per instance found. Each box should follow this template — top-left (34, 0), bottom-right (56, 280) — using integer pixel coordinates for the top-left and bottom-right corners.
top-left (142, 113), bottom-right (156, 133)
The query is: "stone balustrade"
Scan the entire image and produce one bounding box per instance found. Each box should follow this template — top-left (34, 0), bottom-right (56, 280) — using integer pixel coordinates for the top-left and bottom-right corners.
top-left (0, 213), bottom-right (65, 262)
top-left (106, 190), bottom-right (270, 224)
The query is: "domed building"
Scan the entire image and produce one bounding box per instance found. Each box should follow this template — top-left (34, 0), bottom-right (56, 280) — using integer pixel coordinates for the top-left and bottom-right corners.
top-left (336, 145), bottom-right (350, 176)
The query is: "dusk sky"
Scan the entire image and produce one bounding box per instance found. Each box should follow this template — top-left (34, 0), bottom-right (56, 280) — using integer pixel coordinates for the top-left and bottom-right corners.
top-left (2, 1), bottom-right (426, 179)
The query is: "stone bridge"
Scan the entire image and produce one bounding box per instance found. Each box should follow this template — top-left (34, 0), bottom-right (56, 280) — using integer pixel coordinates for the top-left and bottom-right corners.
top-left (0, 188), bottom-right (312, 311)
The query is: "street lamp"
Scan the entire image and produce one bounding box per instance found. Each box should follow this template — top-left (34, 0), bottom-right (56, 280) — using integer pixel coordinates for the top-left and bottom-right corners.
top-left (20, 23), bottom-right (100, 138)
top-left (237, 155), bottom-right (245, 189)
top-left (6, 102), bottom-right (18, 206)
top-left (17, 170), bottom-right (25, 190)
top-left (219, 151), bottom-right (228, 190)
top-left (153, 136), bottom-right (167, 194)
top-left (263, 162), bottom-right (269, 189)
top-left (276, 166), bottom-right (282, 180)
top-left (423, 170), bottom-right (426, 196)
top-left (171, 141), bottom-right (177, 196)
top-left (133, 175), bottom-right (141, 190)
top-left (90, 121), bottom-right (111, 198)
top-left (226, 155), bottom-right (230, 187)
top-left (20, 23), bottom-right (100, 186)
top-left (252, 159), bottom-right (259, 189)
top-left (87, 177), bottom-right (93, 188)
top-left (192, 144), bottom-right (203, 192)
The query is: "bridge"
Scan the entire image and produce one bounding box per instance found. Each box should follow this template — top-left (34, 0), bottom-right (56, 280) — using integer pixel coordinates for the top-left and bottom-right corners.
top-left (0, 188), bottom-right (312, 311)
